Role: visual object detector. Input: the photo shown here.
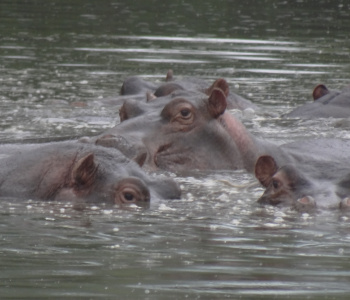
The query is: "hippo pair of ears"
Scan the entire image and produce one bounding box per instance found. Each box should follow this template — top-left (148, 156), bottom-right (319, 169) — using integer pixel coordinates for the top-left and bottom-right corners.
top-left (71, 154), bottom-right (98, 191)
top-left (313, 84), bottom-right (329, 101)
top-left (254, 155), bottom-right (279, 187)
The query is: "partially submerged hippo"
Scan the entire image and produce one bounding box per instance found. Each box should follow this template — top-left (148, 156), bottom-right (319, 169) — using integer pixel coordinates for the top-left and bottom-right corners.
top-left (120, 71), bottom-right (257, 111)
top-left (0, 142), bottom-right (181, 206)
top-left (284, 83), bottom-right (350, 119)
top-left (120, 75), bottom-right (159, 96)
top-left (118, 78), bottom-right (233, 122)
top-left (255, 150), bottom-right (350, 211)
top-left (88, 87), bottom-right (285, 173)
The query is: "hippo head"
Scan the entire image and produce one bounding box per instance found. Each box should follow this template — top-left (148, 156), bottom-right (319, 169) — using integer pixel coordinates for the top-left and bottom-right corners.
top-left (95, 87), bottom-right (244, 173)
top-left (52, 145), bottom-right (181, 207)
top-left (254, 155), bottom-right (315, 209)
top-left (52, 152), bottom-right (150, 208)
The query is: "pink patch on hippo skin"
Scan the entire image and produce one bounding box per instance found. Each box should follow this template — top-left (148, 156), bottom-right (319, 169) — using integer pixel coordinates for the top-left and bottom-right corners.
top-left (297, 196), bottom-right (316, 207)
top-left (218, 111), bottom-right (258, 172)
top-left (340, 197), bottom-right (350, 209)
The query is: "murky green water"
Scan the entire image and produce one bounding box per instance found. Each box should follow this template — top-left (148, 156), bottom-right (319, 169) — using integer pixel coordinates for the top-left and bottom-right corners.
top-left (1, 0), bottom-right (350, 299)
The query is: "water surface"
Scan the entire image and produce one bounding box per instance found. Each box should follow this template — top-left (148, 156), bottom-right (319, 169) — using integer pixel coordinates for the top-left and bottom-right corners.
top-left (1, 0), bottom-right (350, 299)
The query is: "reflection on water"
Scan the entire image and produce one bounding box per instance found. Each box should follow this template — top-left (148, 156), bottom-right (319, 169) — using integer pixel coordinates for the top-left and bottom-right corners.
top-left (1, 0), bottom-right (350, 299)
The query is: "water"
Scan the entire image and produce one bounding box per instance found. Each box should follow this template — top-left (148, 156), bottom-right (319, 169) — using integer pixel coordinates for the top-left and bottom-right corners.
top-left (1, 0), bottom-right (350, 299)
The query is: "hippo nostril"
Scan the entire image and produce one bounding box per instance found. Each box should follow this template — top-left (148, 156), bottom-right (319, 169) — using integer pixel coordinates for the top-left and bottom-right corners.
top-left (294, 195), bottom-right (317, 212)
top-left (134, 151), bottom-right (147, 167)
top-left (297, 196), bottom-right (316, 206)
top-left (154, 143), bottom-right (173, 169)
top-left (96, 135), bottom-right (137, 159)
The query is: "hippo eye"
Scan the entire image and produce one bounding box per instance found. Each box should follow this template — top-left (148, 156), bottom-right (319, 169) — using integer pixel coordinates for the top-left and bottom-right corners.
top-left (119, 188), bottom-right (139, 203)
top-left (115, 178), bottom-right (151, 206)
top-left (272, 179), bottom-right (280, 189)
top-left (123, 192), bottom-right (135, 201)
top-left (172, 105), bottom-right (194, 125)
top-left (181, 109), bottom-right (191, 118)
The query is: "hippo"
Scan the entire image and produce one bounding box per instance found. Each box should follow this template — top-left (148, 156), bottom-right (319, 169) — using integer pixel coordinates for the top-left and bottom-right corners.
top-left (118, 79), bottom-right (235, 122)
top-left (90, 88), bottom-right (248, 172)
top-left (120, 75), bottom-right (159, 96)
top-left (254, 151), bottom-right (350, 211)
top-left (120, 71), bottom-right (257, 111)
top-left (284, 83), bottom-right (350, 119)
top-left (87, 87), bottom-right (286, 173)
top-left (0, 141), bottom-right (181, 206)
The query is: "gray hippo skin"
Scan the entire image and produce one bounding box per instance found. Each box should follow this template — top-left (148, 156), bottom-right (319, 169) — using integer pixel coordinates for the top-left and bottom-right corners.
top-left (284, 84), bottom-right (350, 119)
top-left (254, 145), bottom-right (350, 211)
top-left (0, 142), bottom-right (181, 206)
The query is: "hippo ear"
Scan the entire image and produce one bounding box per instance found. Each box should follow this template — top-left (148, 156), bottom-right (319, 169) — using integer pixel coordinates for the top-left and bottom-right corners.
top-left (71, 153), bottom-right (98, 188)
top-left (312, 84), bottom-right (329, 101)
top-left (133, 151), bottom-right (147, 167)
top-left (208, 88), bottom-right (227, 118)
top-left (166, 69), bottom-right (174, 81)
top-left (255, 155), bottom-right (279, 187)
top-left (206, 78), bottom-right (229, 97)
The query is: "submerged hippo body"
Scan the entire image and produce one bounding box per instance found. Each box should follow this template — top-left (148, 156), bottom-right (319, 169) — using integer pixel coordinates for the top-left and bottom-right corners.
top-left (0, 142), bottom-right (181, 205)
top-left (284, 84), bottom-right (350, 119)
top-left (255, 139), bottom-right (350, 210)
